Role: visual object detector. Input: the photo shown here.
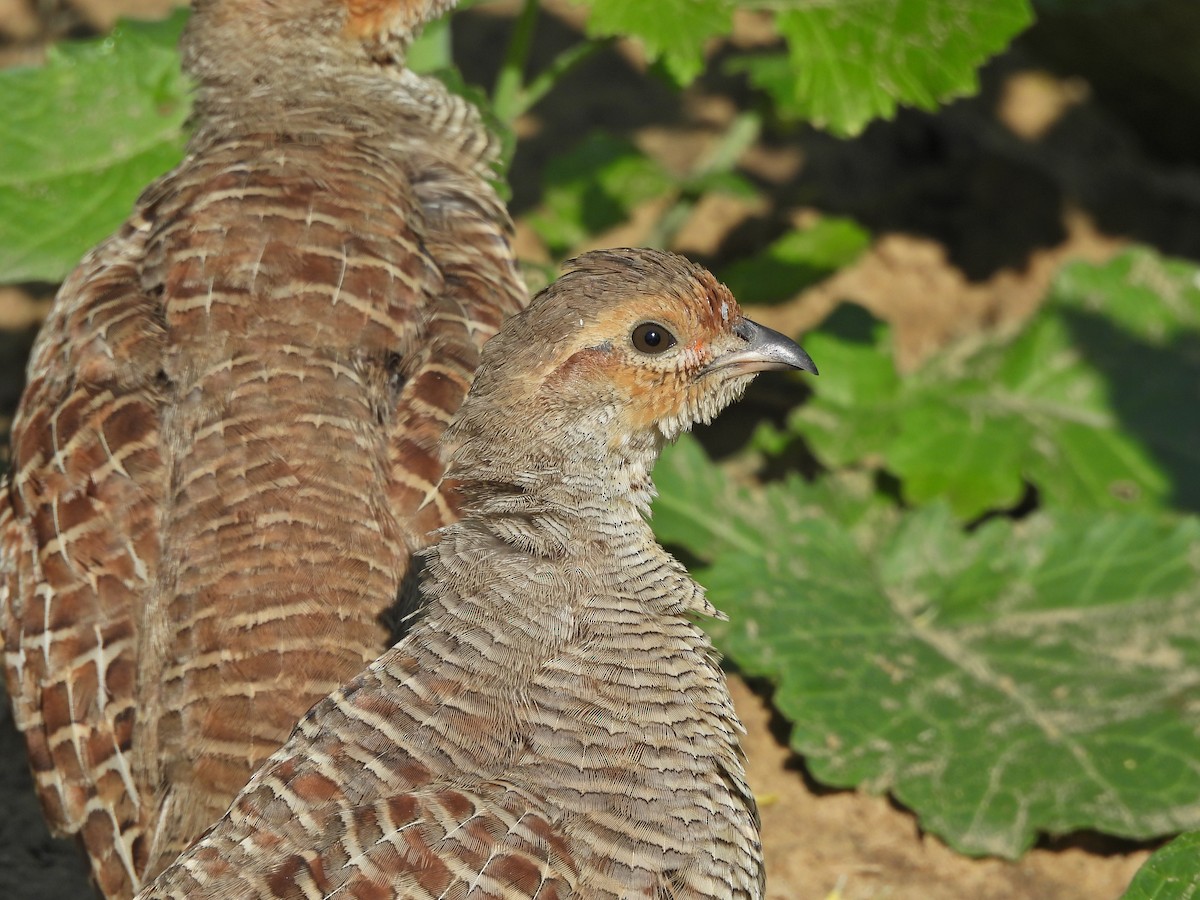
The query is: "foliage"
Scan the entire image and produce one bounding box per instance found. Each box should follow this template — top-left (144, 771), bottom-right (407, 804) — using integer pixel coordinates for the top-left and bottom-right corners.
top-left (1121, 832), bottom-right (1200, 900)
top-left (578, 0), bottom-right (731, 85)
top-left (650, 246), bottom-right (1200, 862)
top-left (0, 0), bottom-right (1034, 284)
top-left (0, 11), bottom-right (190, 282)
top-left (786, 249), bottom-right (1200, 519)
top-left (657, 435), bottom-right (1200, 858)
top-left (4, 0), bottom-right (1197, 889)
top-left (719, 218), bottom-right (872, 306)
top-left (729, 0), bottom-right (1033, 135)
top-left (576, 0), bottom-right (1033, 133)
top-left (528, 133), bottom-right (676, 256)
top-left (527, 120), bottom-right (759, 258)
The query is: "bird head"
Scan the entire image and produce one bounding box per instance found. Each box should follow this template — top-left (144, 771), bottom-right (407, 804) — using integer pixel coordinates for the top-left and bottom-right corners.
top-left (445, 248), bottom-right (816, 482)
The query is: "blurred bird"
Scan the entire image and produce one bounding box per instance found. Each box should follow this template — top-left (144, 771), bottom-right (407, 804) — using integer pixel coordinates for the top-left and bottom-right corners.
top-left (136, 247), bottom-right (817, 900)
top-left (0, 0), bottom-right (525, 894)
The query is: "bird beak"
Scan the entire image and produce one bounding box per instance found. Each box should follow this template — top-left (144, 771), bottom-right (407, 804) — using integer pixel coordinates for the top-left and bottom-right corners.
top-left (703, 317), bottom-right (818, 376)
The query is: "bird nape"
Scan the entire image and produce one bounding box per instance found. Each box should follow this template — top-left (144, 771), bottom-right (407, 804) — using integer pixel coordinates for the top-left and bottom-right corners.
top-left (135, 247), bottom-right (815, 900)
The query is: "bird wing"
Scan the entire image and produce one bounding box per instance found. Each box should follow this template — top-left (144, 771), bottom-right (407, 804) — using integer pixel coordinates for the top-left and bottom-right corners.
top-left (317, 789), bottom-right (577, 900)
top-left (140, 783), bottom-right (578, 900)
top-left (136, 648), bottom-right (580, 900)
top-left (394, 161), bottom-right (527, 540)
top-left (2, 221), bottom-right (168, 896)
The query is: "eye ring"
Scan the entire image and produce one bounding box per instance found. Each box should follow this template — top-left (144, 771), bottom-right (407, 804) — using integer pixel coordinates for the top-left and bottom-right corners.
top-left (631, 321), bottom-right (677, 355)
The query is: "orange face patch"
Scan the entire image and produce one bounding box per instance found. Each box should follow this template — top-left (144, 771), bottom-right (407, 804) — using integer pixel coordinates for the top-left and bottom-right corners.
top-left (339, 0), bottom-right (423, 39)
top-left (609, 363), bottom-right (695, 434)
top-left (555, 294), bottom-right (728, 433)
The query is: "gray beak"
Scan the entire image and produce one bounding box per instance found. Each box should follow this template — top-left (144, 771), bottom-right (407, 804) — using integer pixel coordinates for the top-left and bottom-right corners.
top-left (703, 317), bottom-right (818, 376)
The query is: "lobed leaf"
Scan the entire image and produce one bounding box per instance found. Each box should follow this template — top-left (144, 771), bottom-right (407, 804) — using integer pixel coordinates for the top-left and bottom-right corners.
top-left (1049, 249), bottom-right (1200, 512)
top-left (652, 444), bottom-right (1200, 858)
top-left (655, 435), bottom-right (899, 576)
top-left (793, 248), bottom-right (1200, 518)
top-left (735, 0), bottom-right (1034, 137)
top-left (0, 12), bottom-right (191, 284)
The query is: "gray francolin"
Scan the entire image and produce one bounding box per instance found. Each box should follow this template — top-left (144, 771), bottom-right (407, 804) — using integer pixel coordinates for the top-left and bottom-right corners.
top-left (135, 247), bottom-right (817, 900)
top-left (0, 0), bottom-right (526, 895)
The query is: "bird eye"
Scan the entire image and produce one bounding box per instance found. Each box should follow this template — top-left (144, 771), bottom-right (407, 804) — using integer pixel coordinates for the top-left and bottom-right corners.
top-left (631, 322), bottom-right (677, 355)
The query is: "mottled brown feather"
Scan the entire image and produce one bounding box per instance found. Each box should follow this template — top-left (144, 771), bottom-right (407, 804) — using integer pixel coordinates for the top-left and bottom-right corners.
top-left (0, 0), bottom-right (525, 895)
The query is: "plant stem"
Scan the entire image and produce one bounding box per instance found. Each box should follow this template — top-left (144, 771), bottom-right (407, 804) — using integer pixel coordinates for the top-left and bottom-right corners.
top-left (694, 112), bottom-right (761, 179)
top-left (492, 0), bottom-right (540, 127)
top-left (520, 38), bottom-right (609, 117)
top-left (644, 195), bottom-right (696, 251)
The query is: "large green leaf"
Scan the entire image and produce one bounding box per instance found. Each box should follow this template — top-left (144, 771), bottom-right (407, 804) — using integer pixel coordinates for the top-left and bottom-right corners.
top-left (652, 442), bottom-right (1200, 858)
top-left (793, 248), bottom-right (1200, 518)
top-left (1052, 247), bottom-right (1200, 345)
top-left (578, 0), bottom-right (1031, 131)
top-left (579, 0), bottom-right (733, 85)
top-left (655, 435), bottom-right (894, 554)
top-left (1121, 832), bottom-right (1200, 900)
top-left (734, 0), bottom-right (1033, 136)
top-left (0, 12), bottom-right (191, 283)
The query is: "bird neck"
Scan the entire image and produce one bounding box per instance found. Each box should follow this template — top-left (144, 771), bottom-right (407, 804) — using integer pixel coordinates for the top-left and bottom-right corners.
top-left (447, 424), bottom-right (662, 537)
top-left (179, 7), bottom-right (496, 174)
top-left (187, 69), bottom-right (482, 153)
top-left (427, 427), bottom-right (725, 623)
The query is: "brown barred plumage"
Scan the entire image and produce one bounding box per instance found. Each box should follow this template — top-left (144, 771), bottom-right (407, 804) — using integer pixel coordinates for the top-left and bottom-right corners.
top-left (136, 248), bottom-right (818, 900)
top-left (0, 0), bottom-right (526, 895)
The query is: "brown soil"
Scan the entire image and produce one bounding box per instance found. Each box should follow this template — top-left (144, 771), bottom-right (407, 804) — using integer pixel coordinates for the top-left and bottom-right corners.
top-left (4, 0), bottom-right (1198, 897)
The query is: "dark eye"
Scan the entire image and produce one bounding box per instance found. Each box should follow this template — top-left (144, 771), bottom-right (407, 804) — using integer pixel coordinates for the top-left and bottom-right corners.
top-left (631, 322), bottom-right (677, 355)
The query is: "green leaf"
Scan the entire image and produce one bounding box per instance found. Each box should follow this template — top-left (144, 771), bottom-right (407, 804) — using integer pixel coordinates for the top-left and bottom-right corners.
top-left (407, 13), bottom-right (455, 74)
top-left (654, 436), bottom-right (764, 557)
top-left (0, 11), bottom-right (191, 283)
top-left (579, 0), bottom-right (733, 85)
top-left (885, 313), bottom-right (1172, 516)
top-left (1121, 832), bottom-right (1200, 900)
top-left (527, 133), bottom-right (673, 255)
top-left (794, 247), bottom-right (1200, 518)
top-left (785, 306), bottom-right (906, 470)
top-left (1053, 248), bottom-right (1200, 338)
top-left (652, 451), bottom-right (1200, 857)
top-left (1048, 249), bottom-right (1200, 513)
top-left (720, 218), bottom-right (870, 306)
top-left (735, 0), bottom-right (1034, 136)
top-left (654, 434), bottom-right (895, 558)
